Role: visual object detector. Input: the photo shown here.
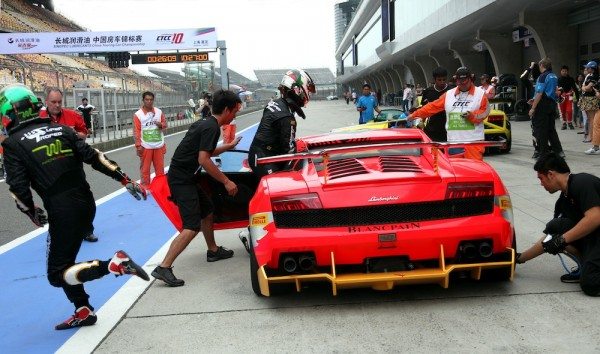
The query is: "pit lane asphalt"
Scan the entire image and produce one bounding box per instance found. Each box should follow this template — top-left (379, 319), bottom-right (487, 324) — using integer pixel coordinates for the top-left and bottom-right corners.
top-left (8, 101), bottom-right (600, 352)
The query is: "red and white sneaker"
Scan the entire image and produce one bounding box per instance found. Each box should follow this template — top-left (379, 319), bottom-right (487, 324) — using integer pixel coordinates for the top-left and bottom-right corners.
top-left (108, 250), bottom-right (150, 281)
top-left (55, 306), bottom-right (97, 330)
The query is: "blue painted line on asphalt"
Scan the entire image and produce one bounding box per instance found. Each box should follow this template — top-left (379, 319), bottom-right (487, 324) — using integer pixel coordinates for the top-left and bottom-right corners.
top-left (0, 124), bottom-right (259, 353)
top-left (0, 192), bottom-right (176, 353)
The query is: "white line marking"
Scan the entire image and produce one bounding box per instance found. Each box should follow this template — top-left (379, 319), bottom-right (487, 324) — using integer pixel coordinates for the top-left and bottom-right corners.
top-left (56, 231), bottom-right (179, 354)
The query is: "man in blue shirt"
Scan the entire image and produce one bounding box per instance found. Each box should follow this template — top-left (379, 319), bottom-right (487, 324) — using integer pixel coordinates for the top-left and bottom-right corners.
top-left (529, 58), bottom-right (564, 159)
top-left (356, 84), bottom-right (381, 124)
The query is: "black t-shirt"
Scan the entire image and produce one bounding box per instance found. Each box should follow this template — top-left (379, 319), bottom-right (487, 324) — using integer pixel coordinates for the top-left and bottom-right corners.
top-left (582, 73), bottom-right (599, 97)
top-left (77, 104), bottom-right (94, 120)
top-left (554, 173), bottom-right (600, 243)
top-left (421, 84), bottom-right (452, 142)
top-left (168, 116), bottom-right (220, 184)
top-left (557, 75), bottom-right (576, 94)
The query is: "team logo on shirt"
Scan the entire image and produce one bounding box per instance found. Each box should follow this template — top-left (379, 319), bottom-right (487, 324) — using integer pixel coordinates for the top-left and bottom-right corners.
top-left (21, 127), bottom-right (63, 143)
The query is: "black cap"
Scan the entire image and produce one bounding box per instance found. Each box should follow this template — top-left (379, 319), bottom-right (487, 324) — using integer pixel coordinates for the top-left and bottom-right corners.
top-left (455, 67), bottom-right (472, 79)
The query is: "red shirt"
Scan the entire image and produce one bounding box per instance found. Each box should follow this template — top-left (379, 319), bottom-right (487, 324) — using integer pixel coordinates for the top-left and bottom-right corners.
top-left (39, 108), bottom-right (88, 136)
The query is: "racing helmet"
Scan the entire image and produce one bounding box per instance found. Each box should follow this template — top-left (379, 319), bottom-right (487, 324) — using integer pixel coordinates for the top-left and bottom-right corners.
top-left (279, 69), bottom-right (316, 107)
top-left (0, 84), bottom-right (43, 133)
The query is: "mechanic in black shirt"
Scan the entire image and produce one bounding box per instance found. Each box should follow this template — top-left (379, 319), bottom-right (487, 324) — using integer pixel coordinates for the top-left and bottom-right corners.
top-left (419, 67), bottom-right (452, 142)
top-left (0, 84), bottom-right (148, 330)
top-left (248, 69), bottom-right (315, 178)
top-left (151, 90), bottom-right (242, 287)
top-left (516, 153), bottom-right (600, 296)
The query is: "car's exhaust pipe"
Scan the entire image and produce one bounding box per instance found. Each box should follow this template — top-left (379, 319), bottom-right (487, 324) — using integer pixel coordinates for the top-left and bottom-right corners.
top-left (298, 255), bottom-right (315, 271)
top-left (283, 257), bottom-right (297, 273)
top-left (479, 241), bottom-right (493, 258)
top-left (462, 242), bottom-right (478, 259)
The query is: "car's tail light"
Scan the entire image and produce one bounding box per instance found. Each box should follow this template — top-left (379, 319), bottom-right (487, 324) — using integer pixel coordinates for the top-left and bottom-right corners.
top-left (445, 182), bottom-right (494, 199)
top-left (271, 193), bottom-right (323, 211)
top-left (486, 114), bottom-right (504, 125)
top-left (495, 195), bottom-right (514, 226)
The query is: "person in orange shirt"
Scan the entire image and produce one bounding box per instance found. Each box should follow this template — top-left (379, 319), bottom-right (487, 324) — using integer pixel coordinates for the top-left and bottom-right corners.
top-left (133, 91), bottom-right (167, 188)
top-left (408, 67), bottom-right (490, 161)
top-left (479, 74), bottom-right (496, 100)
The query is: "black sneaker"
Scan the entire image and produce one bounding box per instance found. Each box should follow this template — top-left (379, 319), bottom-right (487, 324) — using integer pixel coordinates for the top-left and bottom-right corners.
top-left (84, 233), bottom-right (98, 242)
top-left (151, 266), bottom-right (184, 287)
top-left (560, 269), bottom-right (580, 283)
top-left (207, 246), bottom-right (234, 262)
top-left (561, 123), bottom-right (567, 130)
top-left (568, 123), bottom-right (575, 130)
top-left (55, 306), bottom-right (97, 330)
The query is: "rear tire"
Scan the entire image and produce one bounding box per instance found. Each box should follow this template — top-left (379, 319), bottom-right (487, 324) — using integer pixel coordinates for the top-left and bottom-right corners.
top-left (249, 239), bottom-right (294, 296)
top-left (249, 239), bottom-right (263, 296)
top-left (501, 134), bottom-right (512, 153)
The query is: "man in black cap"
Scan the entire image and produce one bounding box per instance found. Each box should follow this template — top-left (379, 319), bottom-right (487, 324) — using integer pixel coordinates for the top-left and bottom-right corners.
top-left (408, 67), bottom-right (490, 160)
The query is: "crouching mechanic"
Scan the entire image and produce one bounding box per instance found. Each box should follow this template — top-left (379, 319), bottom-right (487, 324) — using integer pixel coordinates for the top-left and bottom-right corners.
top-left (248, 69), bottom-right (315, 178)
top-left (517, 153), bottom-right (600, 296)
top-left (407, 67), bottom-right (490, 160)
top-left (0, 84), bottom-right (149, 330)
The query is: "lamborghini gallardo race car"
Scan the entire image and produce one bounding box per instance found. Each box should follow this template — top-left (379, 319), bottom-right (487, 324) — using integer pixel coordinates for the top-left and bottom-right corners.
top-left (484, 102), bottom-right (512, 153)
top-left (332, 109), bottom-right (409, 133)
top-left (151, 129), bottom-right (516, 297)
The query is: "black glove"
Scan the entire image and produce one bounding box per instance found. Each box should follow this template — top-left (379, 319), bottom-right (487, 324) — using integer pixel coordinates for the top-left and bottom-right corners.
top-left (121, 178), bottom-right (147, 201)
top-left (15, 202), bottom-right (48, 227)
top-left (542, 234), bottom-right (567, 255)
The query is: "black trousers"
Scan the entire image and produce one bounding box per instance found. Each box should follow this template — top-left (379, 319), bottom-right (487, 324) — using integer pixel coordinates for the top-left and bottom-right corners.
top-left (248, 145), bottom-right (287, 179)
top-left (531, 99), bottom-right (563, 156)
top-left (545, 217), bottom-right (600, 296)
top-left (45, 187), bottom-right (108, 308)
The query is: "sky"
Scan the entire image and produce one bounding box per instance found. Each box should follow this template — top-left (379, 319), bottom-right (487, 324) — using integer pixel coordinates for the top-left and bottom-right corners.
top-left (52, 0), bottom-right (341, 80)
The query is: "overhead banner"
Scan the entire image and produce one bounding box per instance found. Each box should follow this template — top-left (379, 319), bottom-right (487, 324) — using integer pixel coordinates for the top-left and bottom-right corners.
top-left (0, 28), bottom-right (217, 54)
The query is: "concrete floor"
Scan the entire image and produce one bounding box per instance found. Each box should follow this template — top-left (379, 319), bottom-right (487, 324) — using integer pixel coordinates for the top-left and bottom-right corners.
top-left (67, 101), bottom-right (600, 353)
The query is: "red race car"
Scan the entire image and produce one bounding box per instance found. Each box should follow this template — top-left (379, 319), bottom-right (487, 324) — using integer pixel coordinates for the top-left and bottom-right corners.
top-left (152, 128), bottom-right (516, 296)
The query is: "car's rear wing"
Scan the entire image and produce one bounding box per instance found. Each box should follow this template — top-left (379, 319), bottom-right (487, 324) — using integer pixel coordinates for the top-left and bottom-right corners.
top-left (257, 140), bottom-right (506, 182)
top-left (257, 140), bottom-right (506, 165)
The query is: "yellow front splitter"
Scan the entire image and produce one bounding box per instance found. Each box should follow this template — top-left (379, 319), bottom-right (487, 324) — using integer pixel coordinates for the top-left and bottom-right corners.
top-left (257, 245), bottom-right (515, 296)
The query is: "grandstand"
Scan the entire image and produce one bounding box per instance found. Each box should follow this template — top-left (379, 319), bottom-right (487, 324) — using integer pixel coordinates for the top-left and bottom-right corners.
top-left (0, 0), bottom-right (183, 96)
top-left (0, 0), bottom-right (336, 102)
top-left (254, 68), bottom-right (337, 99)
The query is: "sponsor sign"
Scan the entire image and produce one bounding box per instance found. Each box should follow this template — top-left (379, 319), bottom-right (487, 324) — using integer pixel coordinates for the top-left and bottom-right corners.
top-left (0, 28), bottom-right (217, 54)
top-left (131, 52), bottom-right (209, 64)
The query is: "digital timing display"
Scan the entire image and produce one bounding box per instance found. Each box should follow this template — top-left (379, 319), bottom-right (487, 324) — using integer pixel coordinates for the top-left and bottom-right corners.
top-left (131, 53), bottom-right (209, 64)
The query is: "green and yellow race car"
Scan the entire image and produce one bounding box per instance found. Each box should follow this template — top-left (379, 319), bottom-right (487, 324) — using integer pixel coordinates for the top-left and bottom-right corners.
top-left (333, 107), bottom-right (511, 154)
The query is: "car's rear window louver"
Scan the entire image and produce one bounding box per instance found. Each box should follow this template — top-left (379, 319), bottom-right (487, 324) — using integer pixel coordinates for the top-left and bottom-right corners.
top-left (379, 156), bottom-right (423, 173)
top-left (327, 158), bottom-right (369, 180)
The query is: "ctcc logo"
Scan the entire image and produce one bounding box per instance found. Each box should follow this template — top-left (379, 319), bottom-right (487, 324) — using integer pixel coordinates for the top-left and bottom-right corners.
top-left (156, 33), bottom-right (184, 44)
